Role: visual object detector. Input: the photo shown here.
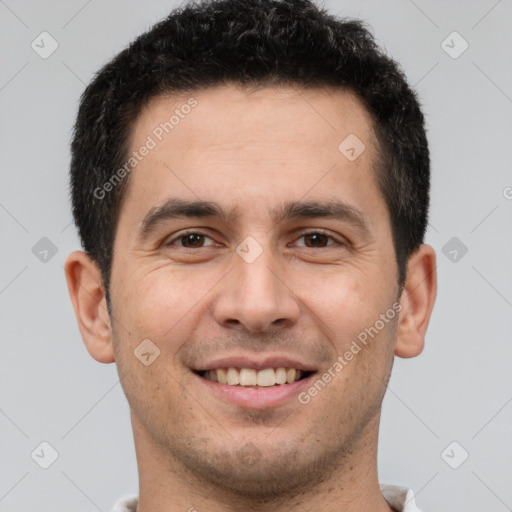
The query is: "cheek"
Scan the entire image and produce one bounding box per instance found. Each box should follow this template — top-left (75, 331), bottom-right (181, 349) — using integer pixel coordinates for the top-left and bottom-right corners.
top-left (295, 268), bottom-right (389, 345)
top-left (296, 266), bottom-right (397, 395)
top-left (118, 265), bottom-right (222, 341)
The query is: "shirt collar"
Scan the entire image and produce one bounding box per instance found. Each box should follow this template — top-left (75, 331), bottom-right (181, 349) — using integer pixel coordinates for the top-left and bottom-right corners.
top-left (110, 484), bottom-right (422, 512)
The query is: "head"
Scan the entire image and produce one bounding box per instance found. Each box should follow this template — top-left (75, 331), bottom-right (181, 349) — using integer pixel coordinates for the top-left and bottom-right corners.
top-left (70, 0), bottom-right (430, 299)
top-left (65, 0), bottom-right (436, 504)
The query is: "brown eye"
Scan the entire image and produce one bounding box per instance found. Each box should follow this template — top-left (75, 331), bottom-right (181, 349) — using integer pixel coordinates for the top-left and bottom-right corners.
top-left (302, 233), bottom-right (331, 248)
top-left (294, 231), bottom-right (340, 249)
top-left (180, 233), bottom-right (206, 248)
top-left (165, 231), bottom-right (216, 248)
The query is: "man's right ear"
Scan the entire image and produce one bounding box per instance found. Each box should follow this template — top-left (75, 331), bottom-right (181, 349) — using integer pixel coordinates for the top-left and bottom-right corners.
top-left (64, 251), bottom-right (115, 363)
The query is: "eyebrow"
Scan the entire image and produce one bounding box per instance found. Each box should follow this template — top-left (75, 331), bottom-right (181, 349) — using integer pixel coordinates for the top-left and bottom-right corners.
top-left (136, 197), bottom-right (370, 241)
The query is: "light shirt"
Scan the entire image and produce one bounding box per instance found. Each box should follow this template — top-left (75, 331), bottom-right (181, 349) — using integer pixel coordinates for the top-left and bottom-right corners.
top-left (110, 483), bottom-right (422, 511)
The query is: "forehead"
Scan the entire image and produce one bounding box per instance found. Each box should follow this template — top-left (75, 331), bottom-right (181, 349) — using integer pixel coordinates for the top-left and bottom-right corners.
top-left (132, 83), bottom-right (377, 154)
top-left (120, 83), bottom-right (387, 230)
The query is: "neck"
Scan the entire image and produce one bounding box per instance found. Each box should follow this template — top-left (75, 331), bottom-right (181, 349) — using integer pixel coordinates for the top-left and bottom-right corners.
top-left (132, 411), bottom-right (393, 512)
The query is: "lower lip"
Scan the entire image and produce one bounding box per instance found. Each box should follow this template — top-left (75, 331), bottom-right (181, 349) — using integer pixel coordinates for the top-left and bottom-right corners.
top-left (194, 372), bottom-right (316, 409)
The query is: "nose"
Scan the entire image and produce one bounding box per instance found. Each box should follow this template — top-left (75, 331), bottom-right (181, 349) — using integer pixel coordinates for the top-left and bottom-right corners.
top-left (212, 247), bottom-right (300, 333)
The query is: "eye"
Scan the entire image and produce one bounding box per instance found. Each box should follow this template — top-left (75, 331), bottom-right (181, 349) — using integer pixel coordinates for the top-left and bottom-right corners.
top-left (165, 231), bottom-right (218, 249)
top-left (292, 231), bottom-right (343, 249)
top-left (163, 229), bottom-right (345, 250)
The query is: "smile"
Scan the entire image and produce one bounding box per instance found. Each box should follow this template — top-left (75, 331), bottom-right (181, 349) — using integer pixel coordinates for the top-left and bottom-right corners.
top-left (192, 369), bottom-right (317, 409)
top-left (198, 367), bottom-right (313, 387)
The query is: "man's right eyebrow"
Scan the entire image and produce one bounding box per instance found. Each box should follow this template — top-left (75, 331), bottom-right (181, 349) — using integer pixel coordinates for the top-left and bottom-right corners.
top-left (136, 198), bottom-right (240, 241)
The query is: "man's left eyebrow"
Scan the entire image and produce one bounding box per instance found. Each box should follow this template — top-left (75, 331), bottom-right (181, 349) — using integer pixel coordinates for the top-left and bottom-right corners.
top-left (275, 200), bottom-right (370, 235)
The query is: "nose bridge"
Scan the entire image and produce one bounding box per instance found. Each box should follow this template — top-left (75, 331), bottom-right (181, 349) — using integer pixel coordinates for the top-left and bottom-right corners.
top-left (237, 246), bottom-right (280, 302)
top-left (212, 239), bottom-right (300, 332)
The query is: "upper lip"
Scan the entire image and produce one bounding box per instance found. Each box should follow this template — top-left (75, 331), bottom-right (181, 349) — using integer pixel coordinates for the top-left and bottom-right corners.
top-left (192, 353), bottom-right (317, 372)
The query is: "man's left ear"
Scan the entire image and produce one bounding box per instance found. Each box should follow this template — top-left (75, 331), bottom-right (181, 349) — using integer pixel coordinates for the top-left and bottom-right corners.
top-left (395, 244), bottom-right (437, 358)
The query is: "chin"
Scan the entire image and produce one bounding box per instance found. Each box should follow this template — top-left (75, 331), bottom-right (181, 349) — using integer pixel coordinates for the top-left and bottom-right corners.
top-left (176, 439), bottom-right (340, 501)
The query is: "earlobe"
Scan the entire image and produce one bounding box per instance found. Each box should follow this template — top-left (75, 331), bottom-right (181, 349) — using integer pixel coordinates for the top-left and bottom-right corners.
top-left (64, 251), bottom-right (115, 364)
top-left (395, 244), bottom-right (437, 358)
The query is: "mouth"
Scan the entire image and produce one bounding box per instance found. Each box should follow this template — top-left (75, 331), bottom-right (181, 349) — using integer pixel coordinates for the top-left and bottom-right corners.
top-left (194, 367), bottom-right (315, 388)
top-left (191, 362), bottom-right (318, 409)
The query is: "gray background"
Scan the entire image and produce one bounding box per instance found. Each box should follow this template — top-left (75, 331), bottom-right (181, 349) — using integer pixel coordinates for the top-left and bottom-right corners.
top-left (1, 0), bottom-right (511, 510)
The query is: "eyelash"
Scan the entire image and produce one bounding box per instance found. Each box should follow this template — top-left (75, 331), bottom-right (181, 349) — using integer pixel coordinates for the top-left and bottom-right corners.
top-left (164, 229), bottom-right (346, 249)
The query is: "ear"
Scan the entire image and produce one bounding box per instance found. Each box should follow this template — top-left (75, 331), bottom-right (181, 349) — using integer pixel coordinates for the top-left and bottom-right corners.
top-left (64, 251), bottom-right (115, 363)
top-left (395, 244), bottom-right (437, 358)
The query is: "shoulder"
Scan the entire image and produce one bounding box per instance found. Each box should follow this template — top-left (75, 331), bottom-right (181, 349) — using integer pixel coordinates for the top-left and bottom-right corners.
top-left (109, 494), bottom-right (139, 512)
top-left (380, 483), bottom-right (423, 512)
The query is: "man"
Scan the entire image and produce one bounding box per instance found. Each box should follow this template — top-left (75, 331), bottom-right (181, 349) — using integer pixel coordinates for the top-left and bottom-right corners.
top-left (64, 0), bottom-right (437, 510)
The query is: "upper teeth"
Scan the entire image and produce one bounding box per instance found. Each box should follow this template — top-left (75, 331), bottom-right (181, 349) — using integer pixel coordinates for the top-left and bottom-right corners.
top-left (204, 367), bottom-right (303, 386)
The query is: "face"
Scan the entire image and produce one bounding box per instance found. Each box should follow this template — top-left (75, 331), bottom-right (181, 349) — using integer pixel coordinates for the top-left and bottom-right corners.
top-left (109, 84), bottom-right (401, 497)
